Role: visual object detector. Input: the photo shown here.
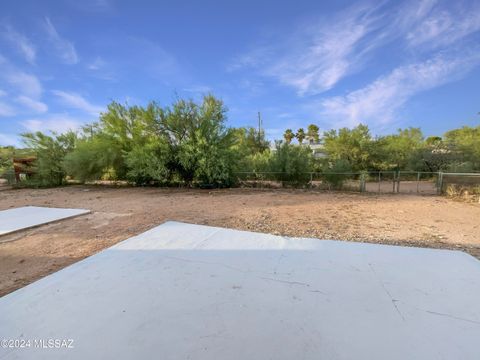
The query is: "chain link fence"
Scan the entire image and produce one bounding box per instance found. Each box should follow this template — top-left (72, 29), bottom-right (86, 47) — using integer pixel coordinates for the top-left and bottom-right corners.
top-left (234, 171), bottom-right (480, 195)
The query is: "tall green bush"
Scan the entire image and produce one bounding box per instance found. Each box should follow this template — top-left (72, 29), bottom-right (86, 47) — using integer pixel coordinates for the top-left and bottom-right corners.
top-left (323, 159), bottom-right (352, 189)
top-left (63, 136), bottom-right (123, 182)
top-left (125, 140), bottom-right (171, 185)
top-left (268, 142), bottom-right (313, 186)
top-left (21, 131), bottom-right (76, 186)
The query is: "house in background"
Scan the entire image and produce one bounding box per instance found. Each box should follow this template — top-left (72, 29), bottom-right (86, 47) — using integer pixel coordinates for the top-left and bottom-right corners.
top-left (271, 135), bottom-right (327, 159)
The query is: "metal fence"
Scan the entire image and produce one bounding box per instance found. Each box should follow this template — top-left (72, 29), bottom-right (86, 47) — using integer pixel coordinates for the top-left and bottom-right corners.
top-left (234, 171), bottom-right (480, 195)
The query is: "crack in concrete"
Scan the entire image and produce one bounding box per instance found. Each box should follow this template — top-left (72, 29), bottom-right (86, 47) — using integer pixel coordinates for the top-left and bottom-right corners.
top-left (368, 263), bottom-right (405, 321)
top-left (425, 310), bottom-right (480, 325)
top-left (163, 255), bottom-right (314, 288)
top-left (259, 277), bottom-right (311, 287)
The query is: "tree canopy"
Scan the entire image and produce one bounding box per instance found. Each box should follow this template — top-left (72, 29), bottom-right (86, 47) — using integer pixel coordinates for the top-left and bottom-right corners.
top-left (1, 94), bottom-right (477, 188)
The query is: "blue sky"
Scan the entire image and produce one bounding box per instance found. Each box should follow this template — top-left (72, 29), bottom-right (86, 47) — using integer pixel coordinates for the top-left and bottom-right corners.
top-left (1, 0), bottom-right (479, 146)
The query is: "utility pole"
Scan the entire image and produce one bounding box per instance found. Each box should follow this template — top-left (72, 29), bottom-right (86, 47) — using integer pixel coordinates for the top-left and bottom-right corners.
top-left (257, 111), bottom-right (262, 143)
top-left (257, 111), bottom-right (262, 134)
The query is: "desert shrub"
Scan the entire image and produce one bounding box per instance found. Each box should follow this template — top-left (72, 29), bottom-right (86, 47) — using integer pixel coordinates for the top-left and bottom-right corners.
top-left (0, 147), bottom-right (14, 175)
top-left (323, 159), bottom-right (352, 189)
top-left (161, 95), bottom-right (237, 187)
top-left (268, 142), bottom-right (313, 186)
top-left (125, 141), bottom-right (170, 185)
top-left (63, 136), bottom-right (124, 182)
top-left (21, 131), bottom-right (76, 187)
top-left (445, 184), bottom-right (480, 203)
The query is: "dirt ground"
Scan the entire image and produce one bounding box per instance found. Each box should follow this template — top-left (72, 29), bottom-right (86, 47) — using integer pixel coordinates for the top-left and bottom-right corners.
top-left (1, 185), bottom-right (479, 297)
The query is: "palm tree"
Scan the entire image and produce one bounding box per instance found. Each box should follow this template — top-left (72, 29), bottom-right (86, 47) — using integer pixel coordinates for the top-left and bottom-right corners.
top-left (307, 124), bottom-right (320, 144)
top-left (296, 128), bottom-right (306, 144)
top-left (283, 129), bottom-right (295, 144)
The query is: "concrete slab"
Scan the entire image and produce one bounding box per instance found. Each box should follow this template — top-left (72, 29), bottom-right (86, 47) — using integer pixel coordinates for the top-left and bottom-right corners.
top-left (0, 206), bottom-right (90, 236)
top-left (0, 221), bottom-right (479, 359)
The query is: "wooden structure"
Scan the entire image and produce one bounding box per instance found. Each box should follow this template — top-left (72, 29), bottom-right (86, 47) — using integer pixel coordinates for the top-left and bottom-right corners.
top-left (12, 157), bottom-right (36, 183)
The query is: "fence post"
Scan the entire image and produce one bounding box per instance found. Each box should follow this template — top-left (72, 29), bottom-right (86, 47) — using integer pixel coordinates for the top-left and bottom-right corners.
top-left (397, 170), bottom-right (401, 193)
top-left (378, 172), bottom-right (381, 193)
top-left (310, 172), bottom-right (313, 189)
top-left (416, 172), bottom-right (420, 193)
top-left (360, 173), bottom-right (366, 193)
top-left (392, 172), bottom-right (396, 193)
top-left (437, 171), bottom-right (443, 194)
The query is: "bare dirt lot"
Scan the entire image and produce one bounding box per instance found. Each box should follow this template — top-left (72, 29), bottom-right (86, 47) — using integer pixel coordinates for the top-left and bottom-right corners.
top-left (1, 186), bottom-right (479, 297)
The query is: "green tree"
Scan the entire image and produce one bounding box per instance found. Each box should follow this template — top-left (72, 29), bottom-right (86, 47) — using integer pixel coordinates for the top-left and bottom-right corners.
top-left (323, 159), bottom-right (352, 189)
top-left (307, 124), bottom-right (320, 144)
top-left (283, 129), bottom-right (295, 144)
top-left (0, 146), bottom-right (15, 175)
top-left (444, 126), bottom-right (480, 170)
top-left (232, 127), bottom-right (269, 156)
top-left (322, 124), bottom-right (373, 171)
top-left (380, 127), bottom-right (424, 170)
top-left (63, 135), bottom-right (124, 182)
top-left (21, 131), bottom-right (77, 186)
top-left (63, 102), bottom-right (158, 181)
top-left (125, 140), bottom-right (171, 185)
top-left (161, 95), bottom-right (236, 186)
top-left (231, 127), bottom-right (270, 173)
top-left (296, 128), bottom-right (306, 144)
top-left (268, 142), bottom-right (313, 186)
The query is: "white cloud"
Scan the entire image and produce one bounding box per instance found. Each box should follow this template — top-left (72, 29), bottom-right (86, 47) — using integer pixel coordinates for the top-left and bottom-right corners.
top-left (228, 0), bottom-right (480, 97)
top-left (406, 3), bottom-right (480, 49)
top-left (0, 57), bottom-right (44, 115)
top-left (4, 70), bottom-right (43, 99)
top-left (319, 53), bottom-right (480, 127)
top-left (86, 57), bottom-right (117, 81)
top-left (15, 95), bottom-right (48, 113)
top-left (87, 56), bottom-right (106, 70)
top-left (2, 24), bottom-right (36, 64)
top-left (265, 5), bottom-right (380, 95)
top-left (182, 85), bottom-right (212, 93)
top-left (227, 47), bottom-right (273, 72)
top-left (52, 90), bottom-right (103, 115)
top-left (227, 3), bottom-right (399, 95)
top-left (44, 17), bottom-right (79, 64)
top-left (67, 0), bottom-right (113, 13)
top-left (21, 114), bottom-right (86, 134)
top-left (0, 101), bottom-right (16, 117)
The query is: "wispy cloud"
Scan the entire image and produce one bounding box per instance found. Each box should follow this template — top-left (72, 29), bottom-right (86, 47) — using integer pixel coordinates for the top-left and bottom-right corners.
top-left (44, 17), bottom-right (79, 64)
top-left (265, 4), bottom-right (385, 95)
top-left (4, 70), bottom-right (43, 99)
top-left (86, 56), bottom-right (117, 81)
top-left (228, 0), bottom-right (480, 98)
top-left (228, 3), bottom-right (395, 95)
top-left (406, 2), bottom-right (480, 49)
top-left (0, 54), bottom-right (42, 98)
top-left (2, 24), bottom-right (36, 64)
top-left (15, 95), bottom-right (48, 113)
top-left (67, 0), bottom-right (113, 13)
top-left (182, 85), bottom-right (212, 93)
top-left (0, 101), bottom-right (16, 117)
top-left (87, 56), bottom-right (106, 71)
top-left (0, 56), bottom-right (44, 116)
top-left (318, 52), bottom-right (480, 128)
top-left (21, 114), bottom-right (86, 134)
top-left (52, 90), bottom-right (104, 115)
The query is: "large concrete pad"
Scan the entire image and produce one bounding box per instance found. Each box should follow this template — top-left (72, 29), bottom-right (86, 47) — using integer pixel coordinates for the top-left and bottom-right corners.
top-left (0, 206), bottom-right (90, 236)
top-left (0, 221), bottom-right (479, 359)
